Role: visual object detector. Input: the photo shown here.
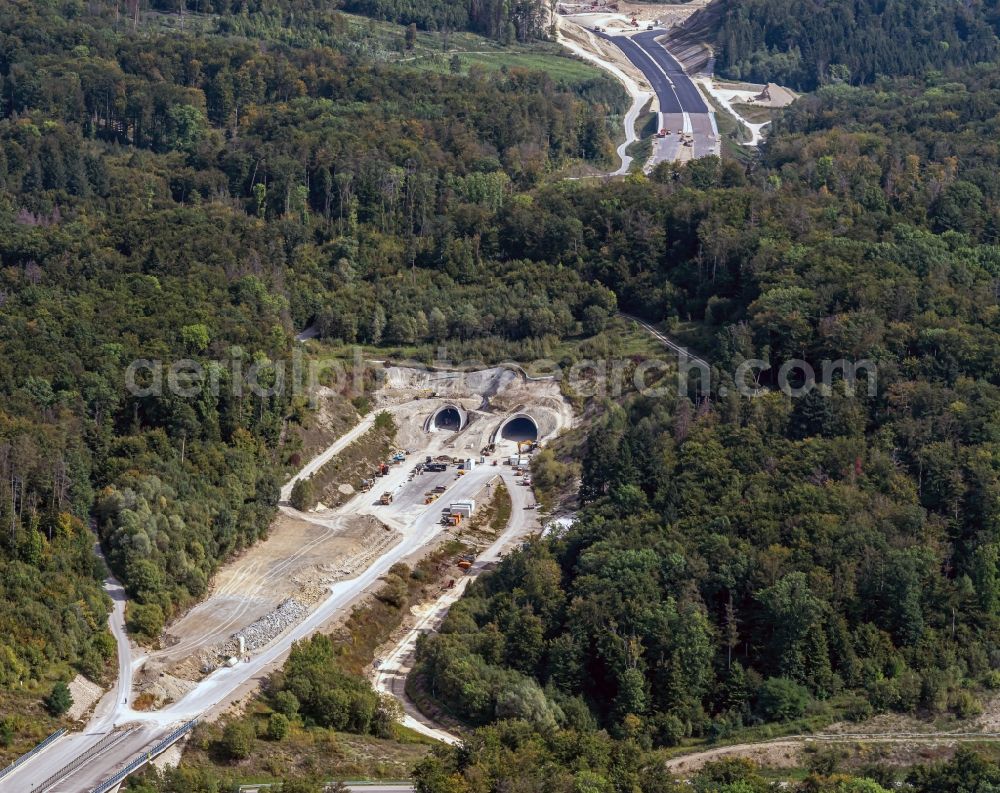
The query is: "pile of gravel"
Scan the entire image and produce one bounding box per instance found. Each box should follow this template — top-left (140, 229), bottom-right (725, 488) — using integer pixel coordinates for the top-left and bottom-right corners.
top-left (220, 598), bottom-right (309, 657)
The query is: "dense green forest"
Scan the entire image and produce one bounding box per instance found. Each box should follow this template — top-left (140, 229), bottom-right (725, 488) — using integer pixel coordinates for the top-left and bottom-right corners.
top-left (141, 0), bottom-right (546, 41)
top-left (404, 60), bottom-right (995, 777)
top-left (128, 62), bottom-right (1000, 790)
top-left (705, 0), bottom-right (1000, 90)
top-left (6, 0), bottom-right (1000, 785)
top-left (405, 68), bottom-right (1000, 786)
top-left (0, 0), bottom-right (619, 733)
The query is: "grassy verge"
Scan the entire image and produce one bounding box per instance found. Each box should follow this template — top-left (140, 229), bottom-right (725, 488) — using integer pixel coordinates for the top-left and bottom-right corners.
top-left (0, 690), bottom-right (66, 766)
top-left (301, 315), bottom-right (664, 374)
top-left (304, 413), bottom-right (397, 509)
top-left (406, 47), bottom-right (609, 86)
top-left (701, 94), bottom-right (755, 163)
top-left (461, 480), bottom-right (512, 545)
top-left (141, 8), bottom-right (609, 90)
top-left (625, 98), bottom-right (657, 172)
top-left (732, 102), bottom-right (778, 125)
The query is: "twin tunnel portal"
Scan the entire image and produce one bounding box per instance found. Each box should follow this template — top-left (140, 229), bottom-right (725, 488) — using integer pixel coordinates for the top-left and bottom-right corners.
top-left (430, 404), bottom-right (538, 443)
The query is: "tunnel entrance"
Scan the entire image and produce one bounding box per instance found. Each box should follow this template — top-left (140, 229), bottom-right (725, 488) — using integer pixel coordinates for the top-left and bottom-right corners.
top-left (434, 406), bottom-right (462, 431)
top-left (501, 415), bottom-right (538, 442)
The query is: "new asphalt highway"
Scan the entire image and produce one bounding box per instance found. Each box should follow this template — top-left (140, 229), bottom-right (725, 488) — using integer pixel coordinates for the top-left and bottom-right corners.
top-left (596, 29), bottom-right (707, 114)
top-left (632, 29), bottom-right (708, 113)
top-left (596, 28), bottom-right (718, 163)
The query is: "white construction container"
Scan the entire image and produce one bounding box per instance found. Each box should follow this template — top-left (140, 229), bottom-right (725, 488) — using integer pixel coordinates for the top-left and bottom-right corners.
top-left (450, 499), bottom-right (476, 517)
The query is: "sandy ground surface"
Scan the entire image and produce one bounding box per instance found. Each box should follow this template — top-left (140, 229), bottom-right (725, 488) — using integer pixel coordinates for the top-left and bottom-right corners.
top-left (667, 741), bottom-right (805, 774)
top-left (665, 701), bottom-right (1000, 775)
top-left (558, 3), bottom-right (794, 161)
top-left (67, 674), bottom-right (104, 722)
top-left (143, 514), bottom-right (395, 683)
top-left (559, 0), bottom-right (709, 32)
top-left (556, 12), bottom-right (720, 166)
top-left (137, 365), bottom-right (572, 700)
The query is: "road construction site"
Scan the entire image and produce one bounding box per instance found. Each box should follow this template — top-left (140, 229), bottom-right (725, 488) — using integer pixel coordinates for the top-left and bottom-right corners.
top-left (556, 0), bottom-right (719, 167)
top-left (371, 455), bottom-right (542, 745)
top-left (555, 0), bottom-right (796, 168)
top-left (0, 364), bottom-right (571, 793)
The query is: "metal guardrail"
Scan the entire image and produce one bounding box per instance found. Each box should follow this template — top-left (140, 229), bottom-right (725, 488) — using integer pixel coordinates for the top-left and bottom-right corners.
top-left (37, 727), bottom-right (138, 793)
top-left (0, 728), bottom-right (66, 782)
top-left (90, 720), bottom-right (197, 793)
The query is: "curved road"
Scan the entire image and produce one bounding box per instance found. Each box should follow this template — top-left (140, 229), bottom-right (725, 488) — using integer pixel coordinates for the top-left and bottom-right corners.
top-left (631, 30), bottom-right (707, 113)
top-left (555, 19), bottom-right (652, 176)
top-left (372, 471), bottom-right (539, 744)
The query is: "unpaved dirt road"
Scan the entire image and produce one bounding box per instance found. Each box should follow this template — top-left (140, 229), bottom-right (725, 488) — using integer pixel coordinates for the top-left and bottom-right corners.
top-left (666, 729), bottom-right (1000, 775)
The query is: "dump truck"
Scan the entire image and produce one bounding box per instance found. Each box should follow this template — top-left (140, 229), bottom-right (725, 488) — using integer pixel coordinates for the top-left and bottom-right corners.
top-left (380, 491), bottom-right (393, 505)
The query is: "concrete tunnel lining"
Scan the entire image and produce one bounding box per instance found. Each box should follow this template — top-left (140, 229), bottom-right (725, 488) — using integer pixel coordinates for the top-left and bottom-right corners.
top-left (429, 403), bottom-right (466, 432)
top-left (498, 414), bottom-right (538, 443)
